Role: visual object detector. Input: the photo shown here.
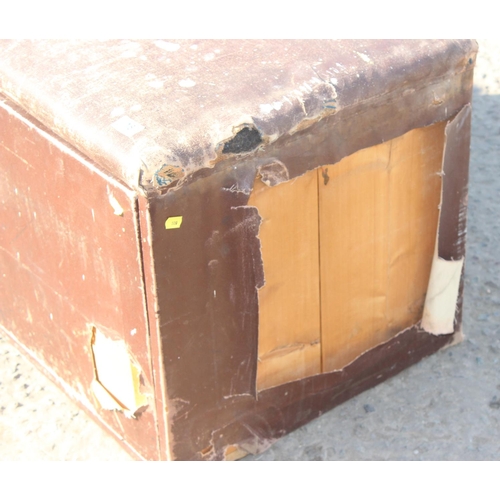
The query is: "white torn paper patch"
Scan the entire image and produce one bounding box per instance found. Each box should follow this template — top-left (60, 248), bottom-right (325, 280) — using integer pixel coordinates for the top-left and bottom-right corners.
top-left (111, 115), bottom-right (144, 138)
top-left (421, 256), bottom-right (464, 335)
top-left (91, 328), bottom-right (148, 418)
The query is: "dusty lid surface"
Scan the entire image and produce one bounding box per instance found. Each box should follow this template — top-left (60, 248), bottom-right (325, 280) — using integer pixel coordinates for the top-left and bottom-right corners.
top-left (0, 40), bottom-right (476, 190)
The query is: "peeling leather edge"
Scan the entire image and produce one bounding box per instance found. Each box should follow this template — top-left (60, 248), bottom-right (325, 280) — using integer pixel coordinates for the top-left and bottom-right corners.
top-left (182, 324), bottom-right (454, 460)
top-left (437, 104), bottom-right (471, 261)
top-left (0, 41), bottom-right (477, 196)
top-left (421, 104), bottom-right (471, 335)
top-left (189, 65), bottom-right (475, 201)
top-left (255, 326), bottom-right (456, 400)
top-left (257, 322), bottom-right (422, 391)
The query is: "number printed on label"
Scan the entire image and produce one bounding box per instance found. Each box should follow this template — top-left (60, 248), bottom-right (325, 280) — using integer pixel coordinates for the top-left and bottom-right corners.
top-left (165, 216), bottom-right (183, 229)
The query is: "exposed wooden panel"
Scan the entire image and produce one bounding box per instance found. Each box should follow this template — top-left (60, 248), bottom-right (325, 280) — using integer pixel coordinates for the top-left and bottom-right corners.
top-left (249, 170), bottom-right (321, 390)
top-left (384, 123), bottom-right (446, 335)
top-left (318, 143), bottom-right (392, 372)
top-left (319, 123), bottom-right (445, 372)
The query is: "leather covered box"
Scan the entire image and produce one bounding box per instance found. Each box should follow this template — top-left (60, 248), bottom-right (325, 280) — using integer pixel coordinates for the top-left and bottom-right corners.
top-left (0, 40), bottom-right (477, 460)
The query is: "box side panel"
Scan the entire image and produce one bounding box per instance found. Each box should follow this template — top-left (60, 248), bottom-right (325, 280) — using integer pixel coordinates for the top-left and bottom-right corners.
top-left (0, 97), bottom-right (159, 460)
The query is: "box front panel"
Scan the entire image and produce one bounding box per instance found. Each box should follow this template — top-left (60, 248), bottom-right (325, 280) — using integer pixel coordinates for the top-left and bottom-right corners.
top-left (146, 57), bottom-right (474, 460)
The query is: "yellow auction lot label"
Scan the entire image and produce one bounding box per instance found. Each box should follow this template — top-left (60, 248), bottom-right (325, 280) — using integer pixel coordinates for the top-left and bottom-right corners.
top-left (165, 216), bottom-right (183, 229)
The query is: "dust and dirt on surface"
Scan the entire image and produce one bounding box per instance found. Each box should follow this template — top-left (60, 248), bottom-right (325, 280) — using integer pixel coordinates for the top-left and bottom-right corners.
top-left (1, 40), bottom-right (500, 461)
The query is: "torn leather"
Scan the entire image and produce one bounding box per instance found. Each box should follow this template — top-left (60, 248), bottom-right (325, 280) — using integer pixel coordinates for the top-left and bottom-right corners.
top-left (91, 327), bottom-right (148, 418)
top-left (421, 105), bottom-right (471, 335)
top-left (0, 40), bottom-right (477, 190)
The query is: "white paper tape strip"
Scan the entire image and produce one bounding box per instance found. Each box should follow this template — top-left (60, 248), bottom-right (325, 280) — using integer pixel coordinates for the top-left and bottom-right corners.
top-left (421, 256), bottom-right (464, 335)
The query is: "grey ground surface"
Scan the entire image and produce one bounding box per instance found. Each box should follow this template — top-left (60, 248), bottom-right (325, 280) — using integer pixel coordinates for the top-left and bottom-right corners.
top-left (1, 40), bottom-right (499, 461)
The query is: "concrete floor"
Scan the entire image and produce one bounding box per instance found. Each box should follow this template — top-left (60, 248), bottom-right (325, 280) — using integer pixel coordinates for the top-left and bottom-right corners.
top-left (1, 39), bottom-right (499, 460)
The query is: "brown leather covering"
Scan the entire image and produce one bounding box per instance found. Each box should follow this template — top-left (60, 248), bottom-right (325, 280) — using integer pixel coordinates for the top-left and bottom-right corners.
top-left (0, 99), bottom-right (159, 459)
top-left (0, 40), bottom-right (477, 460)
top-left (439, 105), bottom-right (471, 262)
top-left (0, 40), bottom-right (477, 188)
